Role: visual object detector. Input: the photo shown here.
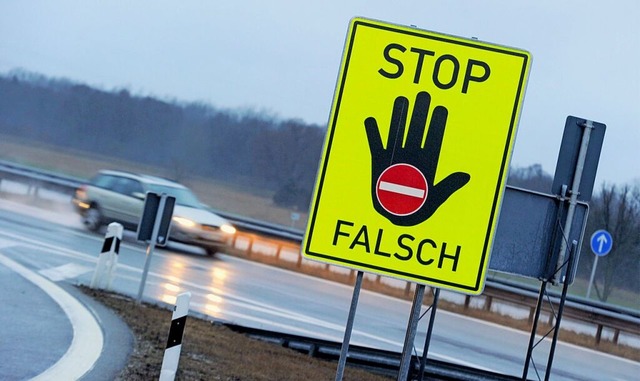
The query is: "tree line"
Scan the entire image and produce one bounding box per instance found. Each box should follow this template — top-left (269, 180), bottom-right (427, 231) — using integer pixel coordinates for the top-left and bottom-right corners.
top-left (0, 71), bottom-right (637, 303)
top-left (0, 71), bottom-right (324, 210)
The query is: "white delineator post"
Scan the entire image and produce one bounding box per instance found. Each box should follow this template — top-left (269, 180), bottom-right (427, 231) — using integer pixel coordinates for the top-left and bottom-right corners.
top-left (90, 222), bottom-right (123, 290)
top-left (160, 292), bottom-right (192, 381)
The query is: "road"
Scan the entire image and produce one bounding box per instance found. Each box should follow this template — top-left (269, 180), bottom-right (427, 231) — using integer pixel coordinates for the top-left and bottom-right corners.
top-left (0, 197), bottom-right (638, 381)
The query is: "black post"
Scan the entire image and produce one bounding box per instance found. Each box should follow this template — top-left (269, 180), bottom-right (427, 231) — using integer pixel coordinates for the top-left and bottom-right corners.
top-left (544, 240), bottom-right (577, 381)
top-left (417, 288), bottom-right (440, 381)
top-left (522, 280), bottom-right (546, 380)
top-left (397, 284), bottom-right (426, 381)
top-left (335, 271), bottom-right (364, 381)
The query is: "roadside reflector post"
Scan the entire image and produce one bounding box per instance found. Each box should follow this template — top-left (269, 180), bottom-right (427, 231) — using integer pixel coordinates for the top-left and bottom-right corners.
top-left (160, 292), bottom-right (191, 381)
top-left (90, 222), bottom-right (123, 290)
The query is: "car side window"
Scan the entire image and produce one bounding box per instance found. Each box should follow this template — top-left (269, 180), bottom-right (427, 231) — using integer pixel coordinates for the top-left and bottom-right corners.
top-left (92, 174), bottom-right (117, 190)
top-left (110, 177), bottom-right (141, 197)
top-left (125, 180), bottom-right (144, 197)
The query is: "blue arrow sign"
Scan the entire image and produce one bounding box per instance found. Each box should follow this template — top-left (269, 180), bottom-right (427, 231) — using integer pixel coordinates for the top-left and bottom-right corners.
top-left (590, 229), bottom-right (613, 257)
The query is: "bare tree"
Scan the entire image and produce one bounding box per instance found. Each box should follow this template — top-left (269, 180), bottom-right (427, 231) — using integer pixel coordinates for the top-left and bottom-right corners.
top-left (583, 183), bottom-right (640, 302)
top-left (507, 164), bottom-right (553, 193)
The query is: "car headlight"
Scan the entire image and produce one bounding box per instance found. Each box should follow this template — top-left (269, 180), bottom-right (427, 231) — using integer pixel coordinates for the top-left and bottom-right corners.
top-left (220, 223), bottom-right (236, 235)
top-left (173, 216), bottom-right (197, 228)
top-left (76, 201), bottom-right (90, 209)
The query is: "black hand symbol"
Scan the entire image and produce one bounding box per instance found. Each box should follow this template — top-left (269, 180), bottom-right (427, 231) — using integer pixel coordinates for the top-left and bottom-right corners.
top-left (364, 91), bottom-right (470, 226)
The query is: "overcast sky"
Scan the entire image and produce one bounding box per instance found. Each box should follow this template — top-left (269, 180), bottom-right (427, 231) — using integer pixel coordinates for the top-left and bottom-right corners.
top-left (1, 1), bottom-right (638, 187)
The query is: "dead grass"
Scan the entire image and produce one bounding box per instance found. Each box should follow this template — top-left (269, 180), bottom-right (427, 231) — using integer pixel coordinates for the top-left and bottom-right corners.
top-left (82, 287), bottom-right (392, 381)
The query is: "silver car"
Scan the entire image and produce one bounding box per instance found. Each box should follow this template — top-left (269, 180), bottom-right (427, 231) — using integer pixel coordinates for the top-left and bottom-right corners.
top-left (72, 170), bottom-right (236, 255)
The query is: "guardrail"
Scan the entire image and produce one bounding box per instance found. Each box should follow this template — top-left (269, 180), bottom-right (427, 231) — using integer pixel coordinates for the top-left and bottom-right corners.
top-left (1, 161), bottom-right (639, 351)
top-left (0, 159), bottom-right (86, 195)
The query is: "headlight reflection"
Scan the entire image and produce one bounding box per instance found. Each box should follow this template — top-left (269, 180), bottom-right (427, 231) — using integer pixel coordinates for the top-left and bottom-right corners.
top-left (173, 216), bottom-right (197, 228)
top-left (160, 259), bottom-right (187, 306)
top-left (212, 268), bottom-right (227, 280)
top-left (163, 283), bottom-right (180, 292)
top-left (205, 293), bottom-right (223, 314)
top-left (220, 223), bottom-right (236, 235)
top-left (161, 294), bottom-right (177, 305)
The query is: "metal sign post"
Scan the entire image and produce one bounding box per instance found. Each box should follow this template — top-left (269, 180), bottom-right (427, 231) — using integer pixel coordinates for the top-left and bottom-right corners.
top-left (335, 271), bottom-right (364, 381)
top-left (550, 117), bottom-right (606, 284)
top-left (137, 192), bottom-right (175, 303)
top-left (417, 288), bottom-right (440, 381)
top-left (544, 240), bottom-right (578, 381)
top-left (552, 120), bottom-right (594, 284)
top-left (137, 233), bottom-right (158, 303)
top-left (397, 284), bottom-right (426, 381)
top-left (523, 116), bottom-right (606, 380)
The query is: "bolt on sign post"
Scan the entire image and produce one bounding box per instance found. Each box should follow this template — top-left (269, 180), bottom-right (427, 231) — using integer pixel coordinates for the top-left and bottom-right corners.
top-left (303, 17), bottom-right (532, 295)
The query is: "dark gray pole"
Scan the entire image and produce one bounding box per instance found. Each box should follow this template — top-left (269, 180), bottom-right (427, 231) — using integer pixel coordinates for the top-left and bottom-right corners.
top-left (553, 120), bottom-right (593, 284)
top-left (417, 288), bottom-right (440, 381)
top-left (545, 241), bottom-right (578, 381)
top-left (137, 193), bottom-right (167, 303)
top-left (335, 271), bottom-right (364, 381)
top-left (397, 284), bottom-right (425, 381)
top-left (586, 255), bottom-right (600, 298)
top-left (523, 280), bottom-right (546, 379)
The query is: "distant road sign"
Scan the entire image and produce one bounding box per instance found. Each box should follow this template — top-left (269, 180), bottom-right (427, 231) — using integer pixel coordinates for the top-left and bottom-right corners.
top-left (590, 229), bottom-right (613, 257)
top-left (137, 192), bottom-right (176, 246)
top-left (303, 17), bottom-right (532, 295)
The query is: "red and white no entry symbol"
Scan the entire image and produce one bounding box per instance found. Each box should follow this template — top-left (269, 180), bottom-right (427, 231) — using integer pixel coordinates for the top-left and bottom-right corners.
top-left (376, 163), bottom-right (428, 216)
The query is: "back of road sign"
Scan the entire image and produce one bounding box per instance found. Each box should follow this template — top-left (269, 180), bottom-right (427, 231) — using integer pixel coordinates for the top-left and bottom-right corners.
top-left (489, 186), bottom-right (588, 283)
top-left (303, 17), bottom-right (531, 295)
top-left (137, 192), bottom-right (176, 246)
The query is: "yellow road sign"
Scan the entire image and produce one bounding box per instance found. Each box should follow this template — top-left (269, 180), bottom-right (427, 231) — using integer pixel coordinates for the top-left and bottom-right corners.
top-left (303, 17), bottom-right (532, 294)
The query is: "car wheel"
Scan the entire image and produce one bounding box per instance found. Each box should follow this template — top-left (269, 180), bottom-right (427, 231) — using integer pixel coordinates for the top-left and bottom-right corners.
top-left (83, 206), bottom-right (103, 232)
top-left (205, 246), bottom-right (219, 256)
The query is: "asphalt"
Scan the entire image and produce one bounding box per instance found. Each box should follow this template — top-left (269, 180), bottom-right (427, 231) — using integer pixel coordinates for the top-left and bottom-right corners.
top-left (0, 255), bottom-right (132, 381)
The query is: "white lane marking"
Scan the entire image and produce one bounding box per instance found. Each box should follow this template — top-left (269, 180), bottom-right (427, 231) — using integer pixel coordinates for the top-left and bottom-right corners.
top-left (39, 263), bottom-right (93, 282)
top-left (0, 230), bottom-right (359, 332)
top-left (0, 237), bottom-right (17, 249)
top-left (0, 253), bottom-right (103, 381)
top-left (185, 281), bottom-right (407, 348)
top-left (190, 300), bottom-right (344, 342)
top-left (379, 181), bottom-right (425, 198)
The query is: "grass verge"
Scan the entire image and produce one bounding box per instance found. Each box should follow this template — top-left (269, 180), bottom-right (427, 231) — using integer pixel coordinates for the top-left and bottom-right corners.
top-left (82, 287), bottom-right (392, 381)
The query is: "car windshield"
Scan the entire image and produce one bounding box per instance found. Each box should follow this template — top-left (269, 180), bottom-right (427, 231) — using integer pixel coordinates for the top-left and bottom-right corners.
top-left (145, 184), bottom-right (202, 208)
